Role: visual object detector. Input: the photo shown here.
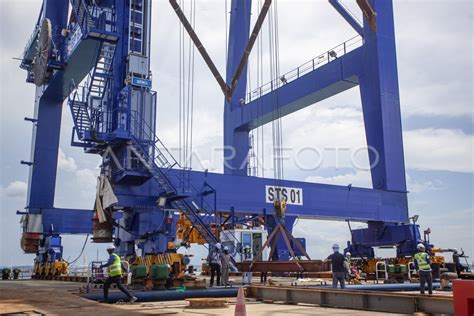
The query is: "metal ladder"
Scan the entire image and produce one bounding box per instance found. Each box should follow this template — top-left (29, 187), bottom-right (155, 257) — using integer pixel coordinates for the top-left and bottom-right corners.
top-left (69, 97), bottom-right (91, 140)
top-left (70, 0), bottom-right (95, 31)
top-left (126, 113), bottom-right (224, 251)
top-left (133, 138), bottom-right (221, 245)
top-left (88, 42), bottom-right (116, 100)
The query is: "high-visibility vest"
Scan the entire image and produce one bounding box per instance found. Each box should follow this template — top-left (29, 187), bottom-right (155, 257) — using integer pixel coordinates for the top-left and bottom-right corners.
top-left (414, 252), bottom-right (431, 271)
top-left (109, 253), bottom-right (122, 277)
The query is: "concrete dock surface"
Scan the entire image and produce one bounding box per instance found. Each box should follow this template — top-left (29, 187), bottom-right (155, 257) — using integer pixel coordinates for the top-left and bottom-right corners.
top-left (0, 280), bottom-right (404, 315)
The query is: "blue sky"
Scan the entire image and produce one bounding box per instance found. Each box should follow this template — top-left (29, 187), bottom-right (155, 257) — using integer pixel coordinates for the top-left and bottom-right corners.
top-left (0, 0), bottom-right (472, 267)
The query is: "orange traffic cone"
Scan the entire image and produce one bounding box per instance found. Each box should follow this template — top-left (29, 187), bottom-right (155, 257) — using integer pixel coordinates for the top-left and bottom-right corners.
top-left (234, 286), bottom-right (246, 316)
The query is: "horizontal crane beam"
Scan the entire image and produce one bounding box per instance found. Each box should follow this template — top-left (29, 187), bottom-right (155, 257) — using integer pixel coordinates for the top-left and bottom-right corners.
top-left (162, 168), bottom-right (408, 223)
top-left (230, 47), bottom-right (363, 131)
top-left (25, 207), bottom-right (93, 234)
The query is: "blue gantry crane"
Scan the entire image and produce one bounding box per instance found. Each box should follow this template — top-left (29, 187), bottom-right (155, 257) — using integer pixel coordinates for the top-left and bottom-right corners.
top-left (18, 0), bottom-right (428, 278)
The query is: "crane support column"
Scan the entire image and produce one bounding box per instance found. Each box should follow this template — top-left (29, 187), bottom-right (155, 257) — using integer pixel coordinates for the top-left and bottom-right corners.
top-left (224, 0), bottom-right (252, 175)
top-left (359, 0), bottom-right (407, 194)
top-left (26, 0), bottom-right (69, 214)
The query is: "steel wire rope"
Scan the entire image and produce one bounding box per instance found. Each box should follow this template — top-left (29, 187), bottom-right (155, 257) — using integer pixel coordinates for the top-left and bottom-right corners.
top-left (67, 234), bottom-right (89, 265)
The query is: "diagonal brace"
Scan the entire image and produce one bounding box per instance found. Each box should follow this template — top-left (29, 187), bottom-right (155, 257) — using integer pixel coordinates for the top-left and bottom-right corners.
top-left (357, 0), bottom-right (377, 32)
top-left (169, 0), bottom-right (230, 97)
top-left (169, 0), bottom-right (272, 101)
top-left (328, 0), bottom-right (363, 35)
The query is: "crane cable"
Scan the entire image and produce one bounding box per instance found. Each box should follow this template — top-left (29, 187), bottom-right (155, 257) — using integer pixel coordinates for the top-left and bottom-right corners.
top-left (257, 0), bottom-right (265, 177)
top-left (178, 0), bottom-right (183, 168)
top-left (178, 0), bottom-right (196, 188)
top-left (66, 234), bottom-right (89, 265)
top-left (184, 0), bottom-right (196, 173)
top-left (268, 0), bottom-right (283, 182)
top-left (243, 0), bottom-right (257, 177)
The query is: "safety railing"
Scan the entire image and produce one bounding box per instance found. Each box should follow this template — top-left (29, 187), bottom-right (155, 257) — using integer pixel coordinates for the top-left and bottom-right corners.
top-left (20, 25), bottom-right (40, 69)
top-left (130, 110), bottom-right (180, 171)
top-left (128, 108), bottom-right (240, 253)
top-left (407, 261), bottom-right (416, 279)
top-left (244, 35), bottom-right (362, 104)
top-left (67, 1), bottom-right (116, 58)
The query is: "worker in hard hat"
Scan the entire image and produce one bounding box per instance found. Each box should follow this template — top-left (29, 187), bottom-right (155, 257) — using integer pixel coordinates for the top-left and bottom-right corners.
top-left (326, 244), bottom-right (346, 289)
top-left (12, 268), bottom-right (21, 280)
top-left (452, 249), bottom-right (468, 277)
top-left (221, 246), bottom-right (231, 287)
top-left (99, 245), bottom-right (137, 303)
top-left (414, 243), bottom-right (433, 295)
top-left (242, 245), bottom-right (252, 285)
top-left (207, 243), bottom-right (222, 287)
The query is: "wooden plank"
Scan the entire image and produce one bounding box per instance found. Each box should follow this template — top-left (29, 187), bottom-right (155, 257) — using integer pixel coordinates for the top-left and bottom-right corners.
top-left (239, 260), bottom-right (330, 272)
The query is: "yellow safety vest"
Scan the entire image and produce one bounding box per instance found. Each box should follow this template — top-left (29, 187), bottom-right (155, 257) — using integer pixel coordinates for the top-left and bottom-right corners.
top-left (414, 252), bottom-right (431, 271)
top-left (109, 253), bottom-right (122, 277)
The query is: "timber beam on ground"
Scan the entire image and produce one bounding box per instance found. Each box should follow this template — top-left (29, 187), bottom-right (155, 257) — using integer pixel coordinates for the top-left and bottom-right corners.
top-left (248, 285), bottom-right (454, 315)
top-left (238, 260), bottom-right (330, 273)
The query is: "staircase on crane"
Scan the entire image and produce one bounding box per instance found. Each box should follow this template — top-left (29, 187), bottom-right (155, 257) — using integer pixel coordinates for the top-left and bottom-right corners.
top-left (66, 0), bottom-right (230, 262)
top-left (70, 0), bottom-right (96, 31)
top-left (68, 40), bottom-right (116, 142)
top-left (69, 98), bottom-right (91, 140)
top-left (127, 117), bottom-right (222, 250)
top-left (88, 42), bottom-right (116, 100)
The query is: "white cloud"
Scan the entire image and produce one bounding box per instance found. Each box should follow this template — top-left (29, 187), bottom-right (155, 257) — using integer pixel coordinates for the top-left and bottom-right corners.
top-left (418, 208), bottom-right (474, 262)
top-left (406, 174), bottom-right (444, 194)
top-left (76, 168), bottom-right (98, 191)
top-left (305, 170), bottom-right (372, 188)
top-left (1, 180), bottom-right (27, 198)
top-left (305, 170), bottom-right (445, 193)
top-left (395, 1), bottom-right (473, 117)
top-left (58, 148), bottom-right (78, 172)
top-left (404, 128), bottom-right (474, 173)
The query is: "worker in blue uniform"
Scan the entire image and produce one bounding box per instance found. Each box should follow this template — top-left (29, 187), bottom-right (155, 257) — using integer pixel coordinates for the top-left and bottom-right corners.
top-left (414, 243), bottom-right (433, 295)
top-left (99, 245), bottom-right (137, 303)
top-left (326, 244), bottom-right (346, 289)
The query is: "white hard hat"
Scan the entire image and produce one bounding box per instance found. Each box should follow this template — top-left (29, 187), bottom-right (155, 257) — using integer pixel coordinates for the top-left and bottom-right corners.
top-left (417, 243), bottom-right (425, 250)
top-left (224, 246), bottom-right (229, 251)
top-left (107, 245), bottom-right (115, 250)
top-left (215, 243), bottom-right (222, 250)
top-left (346, 252), bottom-right (351, 256)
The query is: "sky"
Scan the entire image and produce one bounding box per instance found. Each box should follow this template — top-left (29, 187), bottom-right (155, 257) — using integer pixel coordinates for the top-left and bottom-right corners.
top-left (0, 0), bottom-right (473, 268)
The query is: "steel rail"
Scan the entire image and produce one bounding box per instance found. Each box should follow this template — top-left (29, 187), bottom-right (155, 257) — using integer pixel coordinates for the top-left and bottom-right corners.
top-left (248, 285), bottom-right (454, 315)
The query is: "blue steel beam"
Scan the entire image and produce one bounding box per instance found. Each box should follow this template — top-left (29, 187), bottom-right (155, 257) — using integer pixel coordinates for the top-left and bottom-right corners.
top-left (230, 48), bottom-right (362, 130)
top-left (328, 0), bottom-right (363, 36)
top-left (26, 0), bottom-right (69, 213)
top-left (32, 166), bottom-right (408, 243)
top-left (41, 208), bottom-right (93, 234)
top-left (359, 0), bottom-right (407, 192)
top-left (227, 0), bottom-right (407, 194)
top-left (223, 0), bottom-right (252, 176)
top-left (161, 169), bottom-right (408, 223)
